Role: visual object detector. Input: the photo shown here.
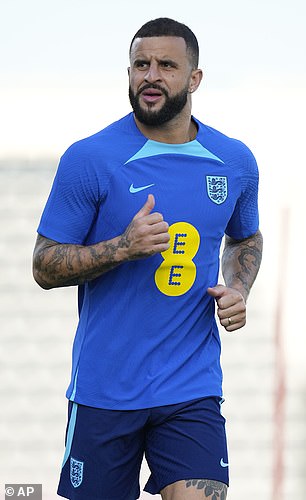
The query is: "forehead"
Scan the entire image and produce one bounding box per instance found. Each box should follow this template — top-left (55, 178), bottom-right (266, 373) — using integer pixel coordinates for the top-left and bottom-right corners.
top-left (130, 36), bottom-right (188, 62)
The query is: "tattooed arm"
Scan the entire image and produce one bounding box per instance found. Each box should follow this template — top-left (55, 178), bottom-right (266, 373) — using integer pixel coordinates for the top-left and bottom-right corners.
top-left (33, 194), bottom-right (170, 290)
top-left (222, 229), bottom-right (263, 300)
top-left (207, 229), bottom-right (263, 332)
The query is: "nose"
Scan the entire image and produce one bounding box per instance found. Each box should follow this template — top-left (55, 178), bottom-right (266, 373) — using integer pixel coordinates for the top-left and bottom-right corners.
top-left (144, 62), bottom-right (162, 83)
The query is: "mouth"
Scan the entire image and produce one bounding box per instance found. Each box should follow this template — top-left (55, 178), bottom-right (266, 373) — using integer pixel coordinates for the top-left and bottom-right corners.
top-left (140, 87), bottom-right (164, 104)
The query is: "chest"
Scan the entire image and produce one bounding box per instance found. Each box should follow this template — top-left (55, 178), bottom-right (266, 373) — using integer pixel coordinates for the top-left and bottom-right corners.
top-left (91, 154), bottom-right (241, 242)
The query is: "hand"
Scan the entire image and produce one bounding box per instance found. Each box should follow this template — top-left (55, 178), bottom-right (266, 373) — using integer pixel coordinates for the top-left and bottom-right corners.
top-left (207, 284), bottom-right (246, 332)
top-left (122, 194), bottom-right (170, 260)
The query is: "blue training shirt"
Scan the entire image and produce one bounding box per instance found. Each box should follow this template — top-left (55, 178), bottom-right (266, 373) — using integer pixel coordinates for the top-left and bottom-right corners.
top-left (38, 113), bottom-right (259, 410)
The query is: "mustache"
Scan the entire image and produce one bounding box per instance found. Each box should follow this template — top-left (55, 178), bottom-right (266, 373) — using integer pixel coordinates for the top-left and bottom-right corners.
top-left (137, 83), bottom-right (169, 97)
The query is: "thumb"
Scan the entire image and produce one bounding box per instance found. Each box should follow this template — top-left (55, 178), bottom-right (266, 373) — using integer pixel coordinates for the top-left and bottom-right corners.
top-left (207, 284), bottom-right (226, 298)
top-left (134, 194), bottom-right (155, 219)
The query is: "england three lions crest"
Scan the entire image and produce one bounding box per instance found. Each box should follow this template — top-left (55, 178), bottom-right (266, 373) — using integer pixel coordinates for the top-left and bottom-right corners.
top-left (206, 176), bottom-right (228, 204)
top-left (70, 457), bottom-right (84, 488)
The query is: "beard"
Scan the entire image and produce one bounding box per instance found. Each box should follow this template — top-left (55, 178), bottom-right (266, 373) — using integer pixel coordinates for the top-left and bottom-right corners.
top-left (129, 83), bottom-right (189, 126)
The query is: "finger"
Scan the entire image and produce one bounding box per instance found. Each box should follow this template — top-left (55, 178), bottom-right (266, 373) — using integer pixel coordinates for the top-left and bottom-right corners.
top-left (207, 284), bottom-right (227, 298)
top-left (226, 322), bottom-right (246, 332)
top-left (218, 294), bottom-right (245, 312)
top-left (220, 316), bottom-right (246, 332)
top-left (208, 287), bottom-right (232, 310)
top-left (208, 286), bottom-right (245, 311)
top-left (134, 194), bottom-right (155, 219)
top-left (217, 303), bottom-right (246, 320)
top-left (152, 242), bottom-right (171, 253)
top-left (220, 313), bottom-right (245, 327)
top-left (143, 212), bottom-right (166, 225)
top-left (151, 232), bottom-right (171, 245)
top-left (149, 220), bottom-right (169, 235)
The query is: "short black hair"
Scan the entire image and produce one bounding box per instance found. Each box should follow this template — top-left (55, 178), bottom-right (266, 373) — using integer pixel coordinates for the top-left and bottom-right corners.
top-left (130, 18), bottom-right (199, 69)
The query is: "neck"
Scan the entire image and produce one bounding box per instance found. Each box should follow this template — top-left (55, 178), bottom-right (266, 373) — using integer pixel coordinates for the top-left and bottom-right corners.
top-left (134, 107), bottom-right (197, 144)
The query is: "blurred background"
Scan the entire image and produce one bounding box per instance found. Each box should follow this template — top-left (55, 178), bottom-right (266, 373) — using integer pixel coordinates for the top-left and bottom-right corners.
top-left (1, 0), bottom-right (305, 498)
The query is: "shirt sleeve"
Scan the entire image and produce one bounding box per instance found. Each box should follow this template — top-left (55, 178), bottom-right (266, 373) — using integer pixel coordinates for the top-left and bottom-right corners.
top-left (37, 145), bottom-right (105, 244)
top-left (225, 144), bottom-right (260, 239)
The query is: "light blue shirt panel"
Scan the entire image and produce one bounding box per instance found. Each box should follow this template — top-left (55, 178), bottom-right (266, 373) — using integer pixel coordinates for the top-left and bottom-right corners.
top-left (124, 139), bottom-right (225, 164)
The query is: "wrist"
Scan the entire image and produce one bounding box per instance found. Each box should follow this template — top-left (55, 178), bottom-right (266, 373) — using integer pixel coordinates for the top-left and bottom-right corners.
top-left (113, 234), bottom-right (131, 263)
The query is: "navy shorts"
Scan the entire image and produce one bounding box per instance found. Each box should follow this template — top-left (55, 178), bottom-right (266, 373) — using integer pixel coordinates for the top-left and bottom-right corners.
top-left (57, 397), bottom-right (229, 500)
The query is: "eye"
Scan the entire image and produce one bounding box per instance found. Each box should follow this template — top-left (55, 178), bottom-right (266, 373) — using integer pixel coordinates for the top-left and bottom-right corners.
top-left (160, 60), bottom-right (177, 70)
top-left (134, 60), bottom-right (149, 69)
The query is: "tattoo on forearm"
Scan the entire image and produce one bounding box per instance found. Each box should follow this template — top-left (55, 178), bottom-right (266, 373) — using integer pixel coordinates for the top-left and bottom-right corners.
top-left (33, 217), bottom-right (158, 288)
top-left (33, 235), bottom-right (130, 288)
top-left (185, 479), bottom-right (227, 499)
top-left (222, 230), bottom-right (263, 298)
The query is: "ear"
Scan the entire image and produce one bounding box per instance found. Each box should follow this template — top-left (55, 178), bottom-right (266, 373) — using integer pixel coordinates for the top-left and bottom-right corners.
top-left (189, 68), bottom-right (203, 93)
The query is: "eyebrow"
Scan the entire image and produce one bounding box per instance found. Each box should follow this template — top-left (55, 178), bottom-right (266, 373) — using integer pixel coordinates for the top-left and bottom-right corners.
top-left (160, 58), bottom-right (179, 67)
top-left (133, 57), bottom-right (179, 67)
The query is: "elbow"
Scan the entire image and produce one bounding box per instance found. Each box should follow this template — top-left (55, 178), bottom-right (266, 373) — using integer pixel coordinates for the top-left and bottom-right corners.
top-left (32, 236), bottom-right (60, 289)
top-left (32, 263), bottom-right (54, 290)
top-left (37, 280), bottom-right (54, 291)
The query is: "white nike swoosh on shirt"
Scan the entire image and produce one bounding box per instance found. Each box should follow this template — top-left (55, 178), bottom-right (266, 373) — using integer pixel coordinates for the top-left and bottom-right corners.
top-left (129, 183), bottom-right (155, 193)
top-left (220, 458), bottom-right (229, 468)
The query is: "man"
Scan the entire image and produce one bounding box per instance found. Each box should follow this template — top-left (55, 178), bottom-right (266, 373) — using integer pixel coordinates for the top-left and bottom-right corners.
top-left (33, 17), bottom-right (263, 500)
